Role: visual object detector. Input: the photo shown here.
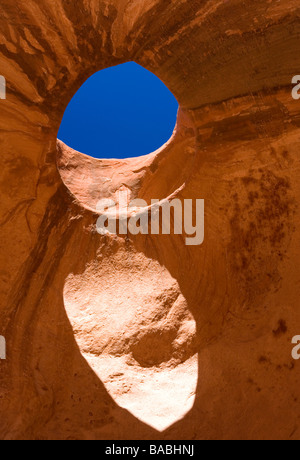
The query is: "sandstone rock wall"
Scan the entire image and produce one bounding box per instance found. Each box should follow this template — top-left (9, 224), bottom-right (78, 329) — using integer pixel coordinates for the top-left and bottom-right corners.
top-left (0, 0), bottom-right (300, 440)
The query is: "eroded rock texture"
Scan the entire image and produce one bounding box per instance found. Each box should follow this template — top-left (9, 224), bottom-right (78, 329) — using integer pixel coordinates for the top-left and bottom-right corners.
top-left (1, 0), bottom-right (300, 440)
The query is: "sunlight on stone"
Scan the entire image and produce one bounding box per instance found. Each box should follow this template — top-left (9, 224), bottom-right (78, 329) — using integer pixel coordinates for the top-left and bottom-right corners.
top-left (64, 248), bottom-right (198, 431)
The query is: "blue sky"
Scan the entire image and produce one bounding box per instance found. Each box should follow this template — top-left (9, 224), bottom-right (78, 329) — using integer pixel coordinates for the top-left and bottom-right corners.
top-left (58, 62), bottom-right (178, 159)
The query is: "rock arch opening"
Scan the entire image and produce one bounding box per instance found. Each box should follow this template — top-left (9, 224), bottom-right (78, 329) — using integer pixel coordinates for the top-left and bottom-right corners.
top-left (58, 62), bottom-right (179, 160)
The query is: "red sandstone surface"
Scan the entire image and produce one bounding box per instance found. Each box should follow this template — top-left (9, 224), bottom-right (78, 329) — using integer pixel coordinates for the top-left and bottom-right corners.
top-left (1, 0), bottom-right (300, 440)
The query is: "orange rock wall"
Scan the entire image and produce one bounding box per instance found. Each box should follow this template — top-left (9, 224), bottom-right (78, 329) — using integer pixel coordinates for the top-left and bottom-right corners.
top-left (1, 0), bottom-right (300, 440)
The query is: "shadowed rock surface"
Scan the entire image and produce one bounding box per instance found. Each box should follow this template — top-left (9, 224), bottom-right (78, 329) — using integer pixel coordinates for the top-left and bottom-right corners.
top-left (1, 0), bottom-right (300, 440)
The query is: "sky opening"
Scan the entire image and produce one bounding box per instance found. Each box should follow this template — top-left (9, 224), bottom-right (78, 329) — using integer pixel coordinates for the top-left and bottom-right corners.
top-left (58, 62), bottom-right (179, 159)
